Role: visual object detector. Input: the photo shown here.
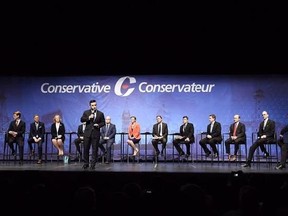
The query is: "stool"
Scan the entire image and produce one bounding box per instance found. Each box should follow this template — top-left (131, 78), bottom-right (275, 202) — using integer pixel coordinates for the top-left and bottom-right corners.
top-left (173, 142), bottom-right (193, 163)
top-left (226, 142), bottom-right (247, 165)
top-left (196, 132), bottom-right (223, 165)
top-left (153, 140), bottom-right (167, 163)
top-left (126, 142), bottom-right (140, 163)
top-left (100, 142), bottom-right (115, 163)
top-left (254, 133), bottom-right (278, 168)
top-left (153, 143), bottom-right (167, 164)
top-left (255, 142), bottom-right (279, 168)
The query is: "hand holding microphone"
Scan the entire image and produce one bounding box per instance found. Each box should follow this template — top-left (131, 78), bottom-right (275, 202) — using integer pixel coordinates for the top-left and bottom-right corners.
top-left (89, 109), bottom-right (95, 119)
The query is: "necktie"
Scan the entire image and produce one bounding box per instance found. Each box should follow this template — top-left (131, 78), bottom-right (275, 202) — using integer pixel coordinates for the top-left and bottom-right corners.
top-left (233, 123), bottom-right (238, 136)
top-left (82, 125), bottom-right (85, 133)
top-left (158, 124), bottom-right (162, 135)
top-left (36, 123), bottom-right (39, 130)
top-left (105, 124), bottom-right (109, 136)
top-left (183, 124), bottom-right (186, 132)
top-left (16, 120), bottom-right (19, 126)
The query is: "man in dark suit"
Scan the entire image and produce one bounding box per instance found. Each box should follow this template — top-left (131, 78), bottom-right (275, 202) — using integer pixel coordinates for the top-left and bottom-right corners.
top-left (152, 115), bottom-right (168, 157)
top-left (173, 115), bottom-right (195, 158)
top-left (28, 114), bottom-right (46, 164)
top-left (242, 110), bottom-right (275, 168)
top-left (7, 110), bottom-right (26, 164)
top-left (73, 122), bottom-right (86, 161)
top-left (275, 121), bottom-right (288, 170)
top-left (81, 99), bottom-right (105, 169)
top-left (98, 116), bottom-right (116, 164)
top-left (225, 114), bottom-right (246, 161)
top-left (199, 114), bottom-right (222, 158)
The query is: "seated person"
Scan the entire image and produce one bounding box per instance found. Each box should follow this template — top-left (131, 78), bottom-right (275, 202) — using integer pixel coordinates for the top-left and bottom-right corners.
top-left (199, 114), bottom-right (222, 158)
top-left (173, 116), bottom-right (194, 158)
top-left (51, 114), bottom-right (65, 156)
top-left (7, 111), bottom-right (26, 164)
top-left (73, 122), bottom-right (86, 161)
top-left (224, 114), bottom-right (246, 161)
top-left (127, 116), bottom-right (141, 156)
top-left (28, 114), bottom-right (46, 164)
top-left (98, 116), bottom-right (116, 163)
top-left (152, 115), bottom-right (168, 157)
top-left (242, 111), bottom-right (275, 168)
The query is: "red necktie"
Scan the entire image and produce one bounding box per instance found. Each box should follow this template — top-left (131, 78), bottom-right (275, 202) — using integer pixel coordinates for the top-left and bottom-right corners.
top-left (233, 123), bottom-right (238, 136)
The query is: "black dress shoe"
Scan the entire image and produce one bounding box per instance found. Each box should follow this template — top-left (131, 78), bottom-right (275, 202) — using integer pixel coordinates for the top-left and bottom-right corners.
top-left (275, 164), bottom-right (285, 170)
top-left (18, 160), bottom-right (23, 165)
top-left (82, 164), bottom-right (89, 169)
top-left (90, 164), bottom-right (95, 170)
top-left (241, 163), bottom-right (251, 168)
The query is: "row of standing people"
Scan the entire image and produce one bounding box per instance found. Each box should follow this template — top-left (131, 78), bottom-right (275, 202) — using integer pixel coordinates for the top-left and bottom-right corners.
top-left (5, 103), bottom-right (288, 170)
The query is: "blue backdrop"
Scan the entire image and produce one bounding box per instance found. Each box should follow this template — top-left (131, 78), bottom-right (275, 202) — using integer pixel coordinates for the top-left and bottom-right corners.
top-left (0, 75), bottom-right (287, 154)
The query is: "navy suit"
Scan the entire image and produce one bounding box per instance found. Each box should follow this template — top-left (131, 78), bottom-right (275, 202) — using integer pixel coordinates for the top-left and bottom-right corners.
top-left (98, 123), bottom-right (116, 162)
top-left (28, 121), bottom-right (45, 160)
top-left (81, 109), bottom-right (105, 166)
top-left (7, 119), bottom-right (26, 161)
top-left (199, 121), bottom-right (222, 155)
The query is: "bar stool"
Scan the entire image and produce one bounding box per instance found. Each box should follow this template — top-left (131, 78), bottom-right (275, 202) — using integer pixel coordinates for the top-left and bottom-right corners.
top-left (197, 132), bottom-right (223, 165)
top-left (153, 141), bottom-right (167, 164)
top-left (3, 133), bottom-right (19, 162)
top-left (126, 141), bottom-right (140, 163)
top-left (254, 133), bottom-right (278, 168)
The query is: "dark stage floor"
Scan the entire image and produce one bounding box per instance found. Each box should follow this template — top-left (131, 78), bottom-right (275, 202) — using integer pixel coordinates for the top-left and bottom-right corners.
top-left (0, 160), bottom-right (287, 174)
top-left (0, 161), bottom-right (288, 175)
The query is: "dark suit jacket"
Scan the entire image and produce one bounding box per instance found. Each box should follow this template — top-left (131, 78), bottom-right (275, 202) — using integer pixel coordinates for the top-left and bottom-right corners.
top-left (279, 124), bottom-right (288, 144)
top-left (77, 124), bottom-right (86, 138)
top-left (29, 121), bottom-right (45, 141)
top-left (152, 122), bottom-right (168, 139)
top-left (207, 121), bottom-right (222, 141)
top-left (179, 122), bottom-right (195, 143)
top-left (229, 122), bottom-right (246, 140)
top-left (51, 122), bottom-right (66, 142)
top-left (80, 109), bottom-right (105, 138)
top-left (100, 123), bottom-right (116, 143)
top-left (257, 119), bottom-right (275, 139)
top-left (7, 120), bottom-right (26, 141)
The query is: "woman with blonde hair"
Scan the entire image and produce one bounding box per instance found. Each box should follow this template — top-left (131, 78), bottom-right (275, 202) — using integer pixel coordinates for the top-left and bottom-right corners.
top-left (51, 114), bottom-right (66, 156)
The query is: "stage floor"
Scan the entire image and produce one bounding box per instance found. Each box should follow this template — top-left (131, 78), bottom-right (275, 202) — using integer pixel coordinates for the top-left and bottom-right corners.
top-left (0, 160), bottom-right (287, 175)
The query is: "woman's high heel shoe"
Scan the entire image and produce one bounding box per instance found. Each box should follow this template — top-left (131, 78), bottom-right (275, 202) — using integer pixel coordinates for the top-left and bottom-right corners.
top-left (133, 148), bottom-right (139, 156)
